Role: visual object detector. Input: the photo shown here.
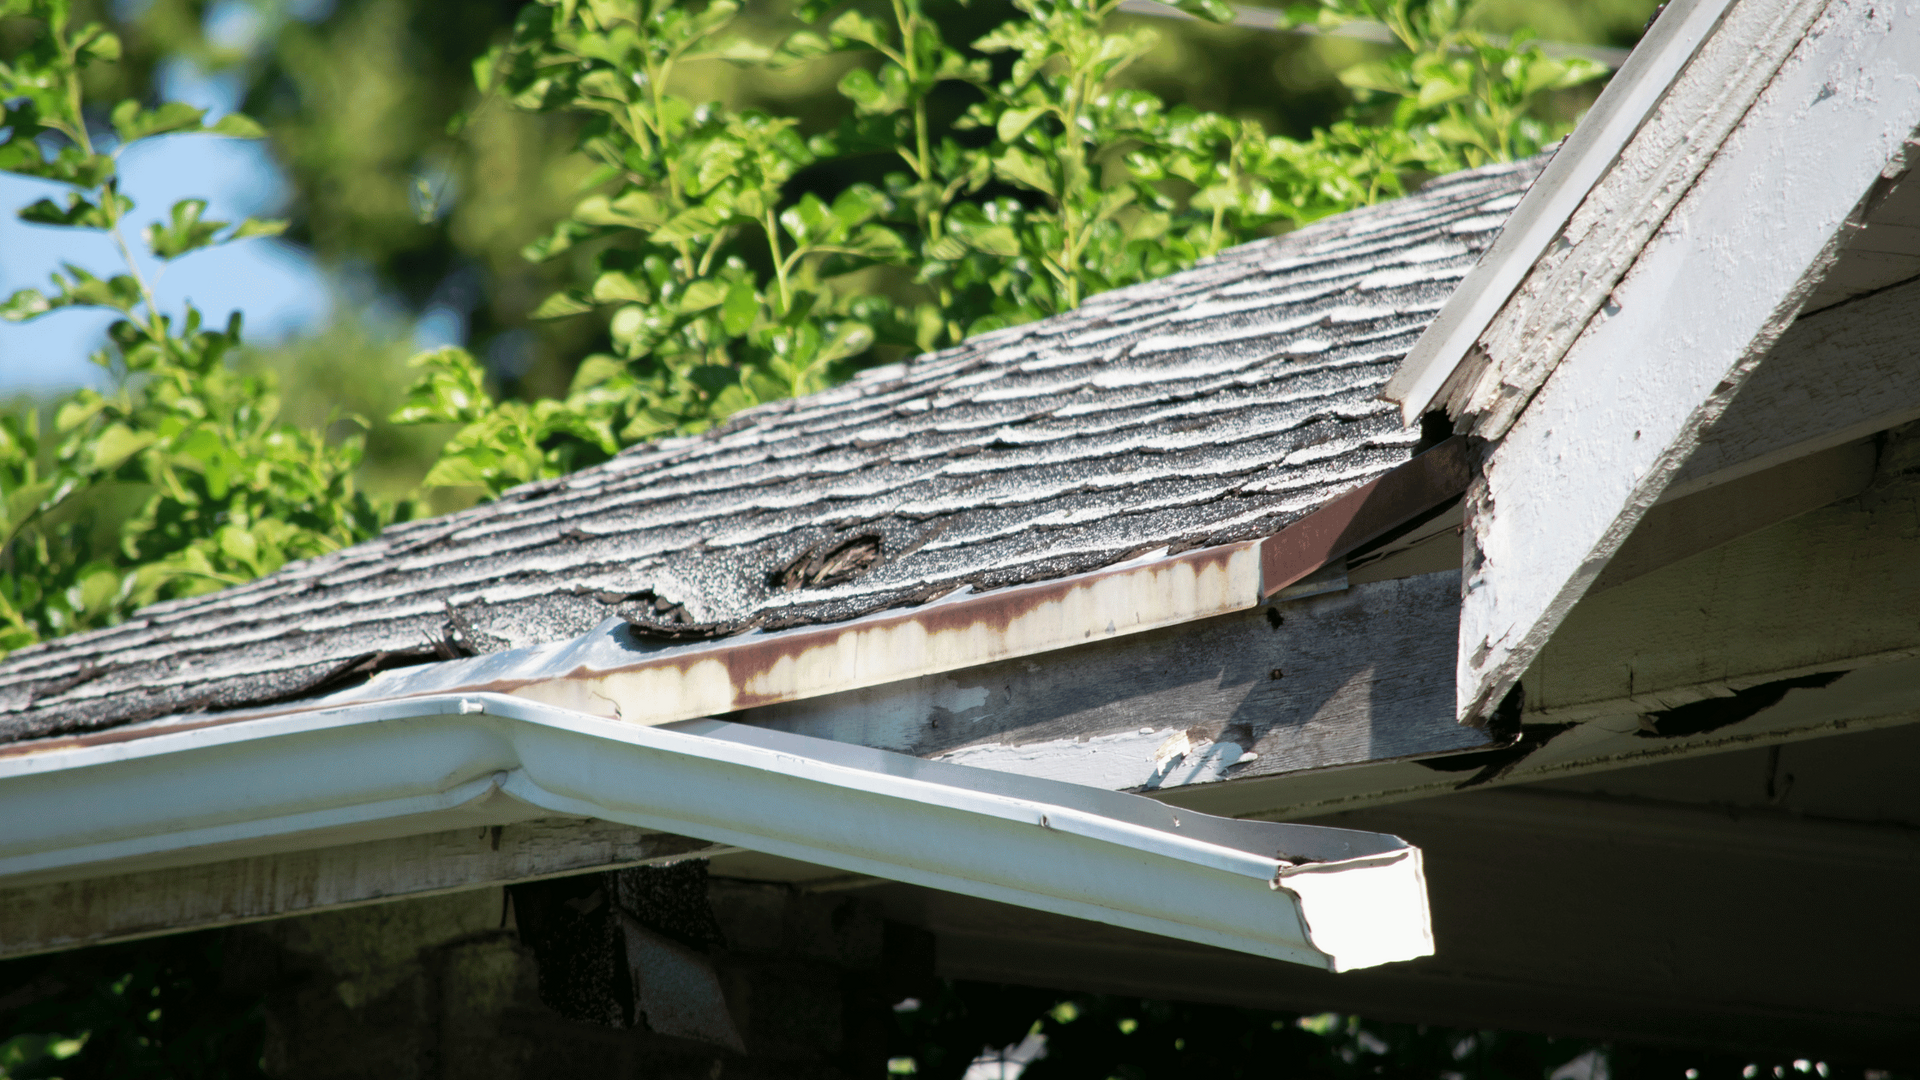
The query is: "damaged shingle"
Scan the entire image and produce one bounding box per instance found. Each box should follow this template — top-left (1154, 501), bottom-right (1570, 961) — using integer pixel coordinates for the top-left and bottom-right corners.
top-left (0, 155), bottom-right (1548, 745)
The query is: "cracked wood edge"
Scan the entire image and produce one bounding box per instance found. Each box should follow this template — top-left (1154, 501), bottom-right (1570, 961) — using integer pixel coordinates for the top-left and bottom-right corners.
top-left (743, 571), bottom-right (1488, 793)
top-left (1441, 0), bottom-right (1833, 437)
top-left (1456, 0), bottom-right (1920, 722)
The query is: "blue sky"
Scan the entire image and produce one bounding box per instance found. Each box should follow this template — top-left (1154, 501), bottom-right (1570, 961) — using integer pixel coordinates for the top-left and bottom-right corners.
top-left (0, 17), bottom-right (334, 395)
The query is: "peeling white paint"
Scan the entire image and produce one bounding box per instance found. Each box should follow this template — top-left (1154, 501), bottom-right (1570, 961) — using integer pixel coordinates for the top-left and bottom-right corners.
top-left (933, 728), bottom-right (1245, 791)
top-left (1456, 0), bottom-right (1920, 720)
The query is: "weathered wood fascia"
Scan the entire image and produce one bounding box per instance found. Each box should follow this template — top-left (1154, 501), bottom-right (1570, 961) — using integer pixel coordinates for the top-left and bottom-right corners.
top-left (744, 571), bottom-right (1490, 795)
top-left (1431, 0), bottom-right (1835, 438)
top-left (1381, 0), bottom-right (1741, 422)
top-left (1453, 0), bottom-right (1920, 722)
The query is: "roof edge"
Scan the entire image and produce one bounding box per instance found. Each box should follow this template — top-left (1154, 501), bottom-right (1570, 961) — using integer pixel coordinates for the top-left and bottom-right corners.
top-left (1382, 0), bottom-right (1738, 423)
top-left (7, 440), bottom-right (1474, 753)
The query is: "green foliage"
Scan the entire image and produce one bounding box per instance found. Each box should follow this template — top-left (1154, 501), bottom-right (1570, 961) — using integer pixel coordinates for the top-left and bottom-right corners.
top-left (0, 932), bottom-right (266, 1080)
top-left (0, 0), bottom-right (404, 656)
top-left (885, 981), bottom-right (1909, 1080)
top-left (399, 0), bottom-right (1604, 499)
top-left (1313, 0), bottom-right (1610, 167)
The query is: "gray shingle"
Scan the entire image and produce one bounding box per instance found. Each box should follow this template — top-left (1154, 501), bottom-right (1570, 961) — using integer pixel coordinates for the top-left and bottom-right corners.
top-left (0, 155), bottom-right (1544, 744)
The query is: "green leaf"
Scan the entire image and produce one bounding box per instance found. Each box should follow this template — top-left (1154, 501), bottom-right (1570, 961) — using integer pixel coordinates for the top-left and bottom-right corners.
top-left (144, 199), bottom-right (229, 260)
top-left (827, 9), bottom-right (890, 48)
top-left (392, 347), bottom-right (493, 425)
top-left (575, 190), bottom-right (668, 229)
top-left (720, 278), bottom-right (759, 335)
top-left (769, 30), bottom-right (835, 68)
top-left (677, 279), bottom-right (729, 313)
top-left (1173, 0), bottom-right (1236, 23)
top-left (111, 100), bottom-right (207, 143)
top-left (590, 270), bottom-right (651, 305)
top-left (531, 291), bottom-right (595, 319)
top-left (206, 113), bottom-right (268, 138)
top-left (996, 106), bottom-right (1048, 143)
top-left (230, 217), bottom-right (289, 240)
top-left (991, 148), bottom-right (1056, 197)
top-left (88, 424), bottom-right (157, 472)
top-left (55, 398), bottom-right (106, 433)
top-left (17, 192), bottom-right (129, 230)
top-left (0, 144), bottom-right (116, 187)
top-left (838, 67), bottom-right (909, 116)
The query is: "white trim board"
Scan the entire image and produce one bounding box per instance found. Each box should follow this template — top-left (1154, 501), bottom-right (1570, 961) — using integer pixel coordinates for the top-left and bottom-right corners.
top-left (1456, 0), bottom-right (1920, 720)
top-left (1382, 0), bottom-right (1742, 422)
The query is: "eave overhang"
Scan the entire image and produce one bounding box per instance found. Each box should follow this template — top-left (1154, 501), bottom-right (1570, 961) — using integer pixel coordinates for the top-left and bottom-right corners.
top-left (0, 692), bottom-right (1433, 972)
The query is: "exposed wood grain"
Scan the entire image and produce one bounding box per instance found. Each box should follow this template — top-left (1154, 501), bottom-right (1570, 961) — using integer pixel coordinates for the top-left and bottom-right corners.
top-left (742, 571), bottom-right (1488, 792)
top-left (1455, 0), bottom-right (1920, 722)
top-left (1442, 0), bottom-right (1832, 437)
top-left (1668, 275), bottom-right (1920, 499)
top-left (0, 818), bottom-right (718, 960)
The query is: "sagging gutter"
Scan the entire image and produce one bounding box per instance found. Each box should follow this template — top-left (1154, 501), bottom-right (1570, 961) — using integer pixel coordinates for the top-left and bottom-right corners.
top-left (0, 692), bottom-right (1433, 972)
top-left (7, 437), bottom-right (1475, 755)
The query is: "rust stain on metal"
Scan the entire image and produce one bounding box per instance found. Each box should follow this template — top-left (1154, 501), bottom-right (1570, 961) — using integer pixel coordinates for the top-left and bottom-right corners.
top-left (509, 539), bottom-right (1264, 723)
top-left (1260, 436), bottom-right (1473, 599)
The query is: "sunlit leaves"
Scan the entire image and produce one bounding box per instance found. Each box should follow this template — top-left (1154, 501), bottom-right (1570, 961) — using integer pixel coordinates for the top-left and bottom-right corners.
top-left (144, 199), bottom-right (226, 259)
top-left (0, 0), bottom-right (401, 658)
top-left (1325, 0), bottom-right (1606, 167)
top-left (17, 191), bottom-right (130, 229)
top-left (110, 99), bottom-right (206, 142)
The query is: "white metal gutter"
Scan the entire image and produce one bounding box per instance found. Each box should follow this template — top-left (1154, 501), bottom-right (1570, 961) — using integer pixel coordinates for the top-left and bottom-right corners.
top-left (0, 693), bottom-right (1432, 973)
top-left (1382, 0), bottom-right (1738, 423)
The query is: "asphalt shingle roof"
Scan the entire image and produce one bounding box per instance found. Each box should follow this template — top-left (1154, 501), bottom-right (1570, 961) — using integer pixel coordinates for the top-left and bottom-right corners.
top-left (0, 155), bottom-right (1544, 745)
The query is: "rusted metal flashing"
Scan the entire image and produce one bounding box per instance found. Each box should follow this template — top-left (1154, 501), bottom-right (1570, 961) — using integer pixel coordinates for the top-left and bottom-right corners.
top-left (1259, 436), bottom-right (1472, 598)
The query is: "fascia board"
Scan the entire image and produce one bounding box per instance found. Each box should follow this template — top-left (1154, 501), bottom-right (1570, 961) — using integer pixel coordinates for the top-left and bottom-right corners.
top-left (0, 693), bottom-right (1432, 973)
top-left (1382, 0), bottom-right (1738, 423)
top-left (1454, 0), bottom-right (1920, 720)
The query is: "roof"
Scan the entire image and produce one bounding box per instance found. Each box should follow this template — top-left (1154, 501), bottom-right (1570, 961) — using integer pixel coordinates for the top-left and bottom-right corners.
top-left (0, 154), bottom-right (1546, 745)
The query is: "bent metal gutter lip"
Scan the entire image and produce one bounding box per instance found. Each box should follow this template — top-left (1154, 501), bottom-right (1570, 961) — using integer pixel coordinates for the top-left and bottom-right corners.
top-left (4, 438), bottom-right (1471, 758)
top-left (0, 692), bottom-right (1435, 973)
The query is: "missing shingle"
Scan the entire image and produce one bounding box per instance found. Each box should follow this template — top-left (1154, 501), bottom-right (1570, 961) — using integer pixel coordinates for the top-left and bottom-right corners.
top-left (1414, 410), bottom-right (1457, 455)
top-left (771, 534), bottom-right (885, 592)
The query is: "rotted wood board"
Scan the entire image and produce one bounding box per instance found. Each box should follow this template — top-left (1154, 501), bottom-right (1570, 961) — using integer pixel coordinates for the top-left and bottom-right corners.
top-left (740, 570), bottom-right (1489, 792)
